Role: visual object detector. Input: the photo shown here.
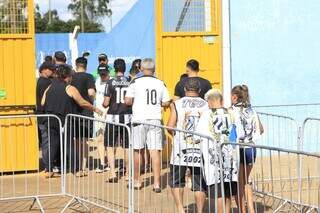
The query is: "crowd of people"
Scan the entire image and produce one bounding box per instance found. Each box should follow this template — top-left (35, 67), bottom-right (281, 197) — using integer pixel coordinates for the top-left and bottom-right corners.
top-left (36, 51), bottom-right (263, 213)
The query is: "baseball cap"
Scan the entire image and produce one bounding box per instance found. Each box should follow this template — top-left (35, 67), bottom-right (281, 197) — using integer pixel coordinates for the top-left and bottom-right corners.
top-left (97, 64), bottom-right (109, 75)
top-left (39, 61), bottom-right (55, 73)
top-left (98, 53), bottom-right (108, 61)
top-left (75, 57), bottom-right (87, 66)
top-left (54, 51), bottom-right (66, 62)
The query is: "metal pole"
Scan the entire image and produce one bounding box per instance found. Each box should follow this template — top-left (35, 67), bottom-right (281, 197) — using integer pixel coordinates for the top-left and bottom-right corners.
top-left (80, 0), bottom-right (84, 32)
top-left (222, 0), bottom-right (232, 107)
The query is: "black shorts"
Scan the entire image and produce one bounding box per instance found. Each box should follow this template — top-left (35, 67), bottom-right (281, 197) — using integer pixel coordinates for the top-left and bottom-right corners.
top-left (239, 147), bottom-right (257, 166)
top-left (104, 123), bottom-right (130, 148)
top-left (207, 182), bottom-right (238, 198)
top-left (169, 165), bottom-right (206, 192)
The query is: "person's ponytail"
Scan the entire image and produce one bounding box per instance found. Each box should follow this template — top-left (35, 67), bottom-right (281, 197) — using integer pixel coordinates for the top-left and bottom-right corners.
top-left (241, 84), bottom-right (250, 106)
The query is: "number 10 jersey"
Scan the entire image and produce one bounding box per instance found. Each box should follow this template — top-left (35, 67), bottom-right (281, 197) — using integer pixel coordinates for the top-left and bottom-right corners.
top-left (125, 76), bottom-right (170, 122)
top-left (104, 76), bottom-right (132, 116)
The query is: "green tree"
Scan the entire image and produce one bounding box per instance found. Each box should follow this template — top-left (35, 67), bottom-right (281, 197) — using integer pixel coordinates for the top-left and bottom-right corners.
top-left (68, 0), bottom-right (112, 22)
top-left (35, 4), bottom-right (104, 33)
top-left (68, 0), bottom-right (112, 32)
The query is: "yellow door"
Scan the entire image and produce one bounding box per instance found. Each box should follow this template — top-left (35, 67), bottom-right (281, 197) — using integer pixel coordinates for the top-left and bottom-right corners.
top-left (156, 0), bottom-right (222, 95)
top-left (0, 0), bottom-right (38, 172)
top-left (156, 0), bottom-right (222, 161)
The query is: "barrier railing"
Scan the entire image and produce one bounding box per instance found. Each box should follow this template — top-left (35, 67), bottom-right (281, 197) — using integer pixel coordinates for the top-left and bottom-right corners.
top-left (220, 143), bottom-right (320, 213)
top-left (301, 118), bottom-right (320, 154)
top-left (257, 112), bottom-right (300, 150)
top-left (255, 103), bottom-right (320, 121)
top-left (129, 121), bottom-right (319, 213)
top-left (130, 121), bottom-right (224, 213)
top-left (1, 113), bottom-right (319, 212)
top-left (62, 114), bottom-right (132, 213)
top-left (0, 114), bottom-right (64, 213)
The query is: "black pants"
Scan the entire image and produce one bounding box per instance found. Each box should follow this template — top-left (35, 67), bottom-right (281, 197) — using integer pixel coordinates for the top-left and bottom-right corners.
top-left (65, 117), bottom-right (81, 173)
top-left (43, 118), bottom-right (61, 172)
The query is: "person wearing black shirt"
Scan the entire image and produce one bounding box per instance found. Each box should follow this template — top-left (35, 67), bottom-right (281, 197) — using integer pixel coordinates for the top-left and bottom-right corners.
top-left (71, 57), bottom-right (96, 136)
top-left (71, 57), bottom-right (96, 173)
top-left (174, 59), bottom-right (212, 100)
top-left (36, 62), bottom-right (54, 176)
top-left (42, 64), bottom-right (102, 177)
top-left (103, 58), bottom-right (132, 182)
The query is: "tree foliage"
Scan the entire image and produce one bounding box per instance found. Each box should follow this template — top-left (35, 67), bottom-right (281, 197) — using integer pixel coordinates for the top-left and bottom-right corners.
top-left (35, 0), bottom-right (111, 33)
top-left (68, 0), bottom-right (112, 22)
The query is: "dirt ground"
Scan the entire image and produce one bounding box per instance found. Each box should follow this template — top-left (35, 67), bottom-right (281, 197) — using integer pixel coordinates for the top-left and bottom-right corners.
top-left (0, 142), bottom-right (319, 213)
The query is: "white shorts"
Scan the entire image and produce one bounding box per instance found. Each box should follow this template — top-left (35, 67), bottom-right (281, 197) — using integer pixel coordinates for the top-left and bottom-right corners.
top-left (132, 120), bottom-right (164, 150)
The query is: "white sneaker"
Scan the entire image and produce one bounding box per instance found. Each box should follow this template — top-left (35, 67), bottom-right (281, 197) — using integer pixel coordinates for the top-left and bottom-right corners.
top-left (95, 164), bottom-right (110, 173)
top-left (53, 166), bottom-right (60, 173)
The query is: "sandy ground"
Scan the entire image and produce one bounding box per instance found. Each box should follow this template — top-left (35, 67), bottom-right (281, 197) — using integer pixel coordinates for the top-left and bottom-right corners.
top-left (0, 142), bottom-right (319, 213)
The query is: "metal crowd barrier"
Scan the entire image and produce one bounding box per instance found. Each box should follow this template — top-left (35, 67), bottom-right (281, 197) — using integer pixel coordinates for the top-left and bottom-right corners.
top-left (301, 118), bottom-right (320, 154)
top-left (0, 114), bottom-right (64, 213)
top-left (255, 103), bottom-right (320, 122)
top-left (220, 143), bottom-right (320, 213)
top-left (130, 121), bottom-right (217, 213)
top-left (62, 114), bottom-right (132, 213)
top-left (1, 113), bottom-right (319, 213)
top-left (257, 112), bottom-right (300, 150)
top-left (129, 121), bottom-right (320, 213)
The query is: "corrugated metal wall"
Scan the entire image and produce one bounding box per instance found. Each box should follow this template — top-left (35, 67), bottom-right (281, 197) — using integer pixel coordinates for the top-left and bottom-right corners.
top-left (0, 0), bottom-right (38, 172)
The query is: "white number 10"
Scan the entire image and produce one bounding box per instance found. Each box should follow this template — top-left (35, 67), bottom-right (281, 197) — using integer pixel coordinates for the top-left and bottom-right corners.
top-left (115, 87), bottom-right (127, 104)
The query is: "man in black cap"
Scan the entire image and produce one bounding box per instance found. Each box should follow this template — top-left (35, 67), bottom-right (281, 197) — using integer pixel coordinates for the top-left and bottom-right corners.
top-left (36, 61), bottom-right (55, 177)
top-left (92, 53), bottom-right (116, 80)
top-left (71, 57), bottom-right (96, 173)
top-left (53, 51), bottom-right (67, 65)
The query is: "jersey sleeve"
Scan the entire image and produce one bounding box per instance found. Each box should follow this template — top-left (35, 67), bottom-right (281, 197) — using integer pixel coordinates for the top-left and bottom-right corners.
top-left (161, 83), bottom-right (171, 103)
top-left (125, 81), bottom-right (135, 98)
top-left (252, 111), bottom-right (262, 142)
top-left (174, 81), bottom-right (183, 97)
top-left (104, 80), bottom-right (112, 97)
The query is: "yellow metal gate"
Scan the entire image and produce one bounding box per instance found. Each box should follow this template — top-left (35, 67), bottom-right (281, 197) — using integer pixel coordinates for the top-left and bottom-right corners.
top-left (0, 0), bottom-right (38, 172)
top-left (156, 0), bottom-right (222, 94)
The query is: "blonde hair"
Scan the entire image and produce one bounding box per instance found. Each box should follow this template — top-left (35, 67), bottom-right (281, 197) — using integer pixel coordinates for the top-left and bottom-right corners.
top-left (205, 89), bottom-right (223, 102)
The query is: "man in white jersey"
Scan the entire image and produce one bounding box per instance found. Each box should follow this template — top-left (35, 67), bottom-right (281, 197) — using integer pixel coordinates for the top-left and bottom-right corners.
top-left (167, 78), bottom-right (208, 213)
top-left (125, 58), bottom-right (171, 192)
top-left (94, 64), bottom-right (111, 173)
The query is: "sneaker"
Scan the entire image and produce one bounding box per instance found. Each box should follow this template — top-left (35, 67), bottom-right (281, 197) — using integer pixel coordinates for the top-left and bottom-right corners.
top-left (53, 166), bottom-right (60, 173)
top-left (75, 171), bottom-right (88, 178)
top-left (95, 164), bottom-right (110, 173)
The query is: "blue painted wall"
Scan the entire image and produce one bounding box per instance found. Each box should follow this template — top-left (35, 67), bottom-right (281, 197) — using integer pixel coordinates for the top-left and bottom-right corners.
top-left (230, 0), bottom-right (320, 105)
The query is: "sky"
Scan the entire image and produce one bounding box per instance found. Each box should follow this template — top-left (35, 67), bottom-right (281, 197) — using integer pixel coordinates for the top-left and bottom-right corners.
top-left (34, 0), bottom-right (138, 32)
